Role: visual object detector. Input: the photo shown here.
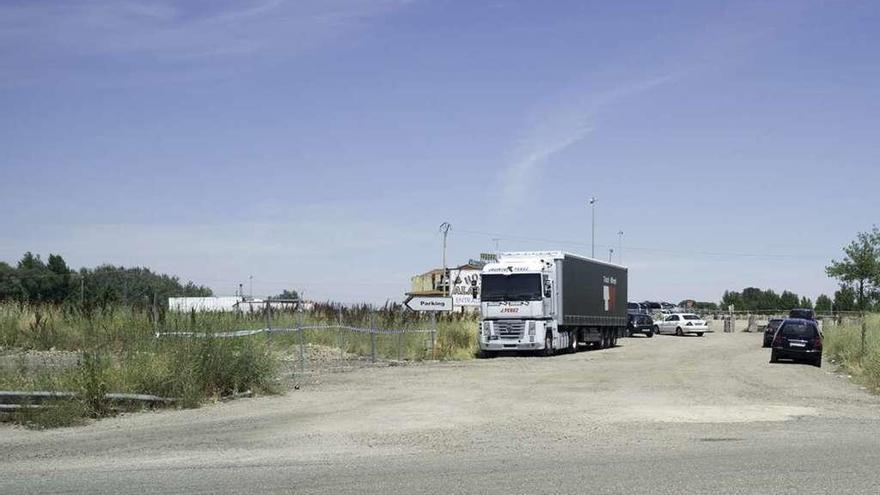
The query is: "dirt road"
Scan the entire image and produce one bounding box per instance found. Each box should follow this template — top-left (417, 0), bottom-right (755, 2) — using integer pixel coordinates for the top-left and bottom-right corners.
top-left (3, 332), bottom-right (880, 494)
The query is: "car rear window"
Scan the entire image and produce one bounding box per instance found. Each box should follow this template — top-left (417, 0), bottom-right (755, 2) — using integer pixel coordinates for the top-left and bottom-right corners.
top-left (683, 315), bottom-right (701, 320)
top-left (780, 322), bottom-right (817, 338)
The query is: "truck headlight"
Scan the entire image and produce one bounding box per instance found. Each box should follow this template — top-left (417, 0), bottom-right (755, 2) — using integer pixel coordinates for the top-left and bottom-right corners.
top-left (528, 321), bottom-right (536, 336)
top-left (482, 322), bottom-right (490, 336)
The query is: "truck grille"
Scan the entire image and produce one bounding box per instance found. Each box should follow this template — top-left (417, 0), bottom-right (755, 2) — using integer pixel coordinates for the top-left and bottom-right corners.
top-left (495, 320), bottom-right (525, 339)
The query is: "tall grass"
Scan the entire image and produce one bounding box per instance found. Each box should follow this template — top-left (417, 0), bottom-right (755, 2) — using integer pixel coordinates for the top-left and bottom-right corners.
top-left (1, 301), bottom-right (479, 427)
top-left (824, 314), bottom-right (880, 392)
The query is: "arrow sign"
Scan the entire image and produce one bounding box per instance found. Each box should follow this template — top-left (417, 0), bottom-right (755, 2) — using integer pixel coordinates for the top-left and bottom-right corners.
top-left (405, 296), bottom-right (453, 312)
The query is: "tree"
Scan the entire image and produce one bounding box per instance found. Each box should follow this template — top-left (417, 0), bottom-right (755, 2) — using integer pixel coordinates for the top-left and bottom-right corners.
top-left (834, 284), bottom-right (857, 312)
top-left (826, 226), bottom-right (880, 310)
top-left (45, 254), bottom-right (71, 303)
top-left (0, 262), bottom-right (24, 300)
top-left (779, 290), bottom-right (800, 310)
top-left (799, 296), bottom-right (813, 309)
top-left (815, 294), bottom-right (832, 312)
top-left (16, 252), bottom-right (51, 302)
top-left (274, 289), bottom-right (299, 300)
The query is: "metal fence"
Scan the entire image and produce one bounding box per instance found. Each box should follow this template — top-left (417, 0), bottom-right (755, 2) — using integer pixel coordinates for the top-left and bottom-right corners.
top-left (155, 309), bottom-right (450, 376)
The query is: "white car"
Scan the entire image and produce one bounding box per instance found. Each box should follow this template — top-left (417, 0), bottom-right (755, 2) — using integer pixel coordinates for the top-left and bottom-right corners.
top-left (653, 313), bottom-right (711, 336)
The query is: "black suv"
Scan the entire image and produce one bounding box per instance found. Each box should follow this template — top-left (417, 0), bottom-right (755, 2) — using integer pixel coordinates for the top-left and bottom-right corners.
top-left (789, 308), bottom-right (816, 321)
top-left (762, 318), bottom-right (784, 348)
top-left (627, 312), bottom-right (654, 338)
top-left (770, 319), bottom-right (823, 367)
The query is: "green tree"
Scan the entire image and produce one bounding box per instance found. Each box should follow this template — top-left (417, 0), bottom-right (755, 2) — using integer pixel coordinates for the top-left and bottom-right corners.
top-left (46, 254), bottom-right (72, 303)
top-left (798, 296), bottom-right (813, 309)
top-left (17, 252), bottom-right (51, 302)
top-left (779, 290), bottom-right (800, 310)
top-left (826, 226), bottom-right (880, 310)
top-left (274, 289), bottom-right (299, 300)
top-left (0, 261), bottom-right (24, 300)
top-left (833, 284), bottom-right (857, 311)
top-left (815, 294), bottom-right (832, 312)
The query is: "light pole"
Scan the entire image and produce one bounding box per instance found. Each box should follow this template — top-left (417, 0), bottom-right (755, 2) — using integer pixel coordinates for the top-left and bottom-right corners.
top-left (609, 248), bottom-right (614, 262)
top-left (439, 222), bottom-right (452, 296)
top-left (588, 197), bottom-right (597, 258)
top-left (617, 230), bottom-right (624, 264)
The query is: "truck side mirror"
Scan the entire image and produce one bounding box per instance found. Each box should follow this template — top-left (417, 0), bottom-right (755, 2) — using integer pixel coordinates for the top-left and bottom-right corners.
top-left (544, 282), bottom-right (552, 298)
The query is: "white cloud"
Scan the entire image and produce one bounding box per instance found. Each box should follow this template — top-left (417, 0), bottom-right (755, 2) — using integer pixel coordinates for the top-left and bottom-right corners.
top-left (0, 0), bottom-right (412, 84)
top-left (500, 74), bottom-right (675, 210)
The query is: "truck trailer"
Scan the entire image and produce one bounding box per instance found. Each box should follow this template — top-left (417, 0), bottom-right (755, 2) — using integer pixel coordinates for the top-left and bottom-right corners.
top-left (478, 251), bottom-right (628, 356)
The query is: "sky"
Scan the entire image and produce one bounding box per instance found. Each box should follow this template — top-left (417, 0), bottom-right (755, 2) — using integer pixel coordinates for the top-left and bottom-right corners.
top-left (1, 0), bottom-right (878, 304)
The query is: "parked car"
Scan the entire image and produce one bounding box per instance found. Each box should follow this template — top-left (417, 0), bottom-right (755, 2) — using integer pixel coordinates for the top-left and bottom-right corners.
top-left (627, 312), bottom-right (654, 337)
top-left (770, 319), bottom-right (822, 367)
top-left (653, 313), bottom-right (711, 336)
top-left (762, 318), bottom-right (785, 348)
top-left (789, 308), bottom-right (816, 321)
top-left (627, 302), bottom-right (644, 313)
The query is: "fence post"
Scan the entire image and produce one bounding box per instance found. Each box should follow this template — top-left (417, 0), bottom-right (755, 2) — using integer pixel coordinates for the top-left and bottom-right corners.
top-left (397, 328), bottom-right (403, 362)
top-left (265, 300), bottom-right (272, 341)
top-left (431, 311), bottom-right (436, 360)
top-left (297, 309), bottom-right (306, 372)
top-left (860, 311), bottom-right (867, 363)
top-left (370, 309), bottom-right (376, 363)
top-left (337, 307), bottom-right (344, 363)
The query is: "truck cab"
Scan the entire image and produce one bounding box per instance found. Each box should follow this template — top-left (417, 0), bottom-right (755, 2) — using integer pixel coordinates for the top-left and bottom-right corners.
top-left (479, 255), bottom-right (559, 353)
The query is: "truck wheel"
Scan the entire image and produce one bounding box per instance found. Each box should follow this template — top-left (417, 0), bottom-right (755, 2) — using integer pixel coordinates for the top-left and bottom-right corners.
top-left (478, 349), bottom-right (496, 359)
top-left (569, 331), bottom-right (578, 353)
top-left (543, 334), bottom-right (554, 356)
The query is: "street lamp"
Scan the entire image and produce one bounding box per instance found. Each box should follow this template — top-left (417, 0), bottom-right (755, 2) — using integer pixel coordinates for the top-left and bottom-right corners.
top-left (617, 230), bottom-right (624, 264)
top-left (588, 197), bottom-right (597, 258)
top-left (609, 248), bottom-right (614, 262)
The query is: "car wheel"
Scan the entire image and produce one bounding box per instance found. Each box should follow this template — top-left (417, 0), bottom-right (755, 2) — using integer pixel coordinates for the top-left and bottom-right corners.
top-left (645, 330), bottom-right (654, 338)
top-left (696, 332), bottom-right (704, 337)
top-left (675, 327), bottom-right (683, 336)
top-left (770, 350), bottom-right (778, 363)
top-left (813, 356), bottom-right (822, 368)
top-left (762, 338), bottom-right (769, 348)
top-left (653, 325), bottom-right (660, 335)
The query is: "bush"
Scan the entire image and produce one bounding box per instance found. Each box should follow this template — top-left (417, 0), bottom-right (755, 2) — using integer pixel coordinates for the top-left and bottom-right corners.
top-left (824, 314), bottom-right (880, 392)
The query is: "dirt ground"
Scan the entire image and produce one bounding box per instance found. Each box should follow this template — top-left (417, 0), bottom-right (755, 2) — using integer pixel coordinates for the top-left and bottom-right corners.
top-left (3, 331), bottom-right (880, 494)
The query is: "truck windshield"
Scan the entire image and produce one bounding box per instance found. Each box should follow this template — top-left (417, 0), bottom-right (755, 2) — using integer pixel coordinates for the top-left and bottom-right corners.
top-left (480, 274), bottom-right (542, 302)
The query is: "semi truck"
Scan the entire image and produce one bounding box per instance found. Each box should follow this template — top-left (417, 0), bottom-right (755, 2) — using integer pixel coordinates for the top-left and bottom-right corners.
top-left (478, 251), bottom-right (628, 356)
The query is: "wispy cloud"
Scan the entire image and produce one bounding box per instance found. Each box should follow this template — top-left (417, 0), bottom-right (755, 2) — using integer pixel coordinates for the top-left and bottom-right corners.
top-left (501, 74), bottom-right (675, 209)
top-left (0, 0), bottom-right (412, 85)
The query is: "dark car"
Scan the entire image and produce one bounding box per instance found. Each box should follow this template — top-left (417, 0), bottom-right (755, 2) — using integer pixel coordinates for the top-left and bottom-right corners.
top-left (789, 308), bottom-right (816, 321)
top-left (627, 312), bottom-right (654, 337)
top-left (762, 318), bottom-right (784, 348)
top-left (770, 319), bottom-right (822, 367)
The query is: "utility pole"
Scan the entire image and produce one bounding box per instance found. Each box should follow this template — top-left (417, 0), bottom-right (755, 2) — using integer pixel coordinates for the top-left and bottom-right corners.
top-left (249, 275), bottom-right (253, 300)
top-left (589, 198), bottom-right (597, 258)
top-left (609, 248), bottom-right (614, 262)
top-left (439, 222), bottom-right (452, 296)
top-left (617, 230), bottom-right (624, 264)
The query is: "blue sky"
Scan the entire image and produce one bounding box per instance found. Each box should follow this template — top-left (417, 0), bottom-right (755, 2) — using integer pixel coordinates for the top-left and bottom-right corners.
top-left (1, 0), bottom-right (878, 303)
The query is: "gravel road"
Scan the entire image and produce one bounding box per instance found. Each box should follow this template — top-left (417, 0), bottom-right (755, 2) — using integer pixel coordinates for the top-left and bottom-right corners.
top-left (3, 331), bottom-right (880, 494)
